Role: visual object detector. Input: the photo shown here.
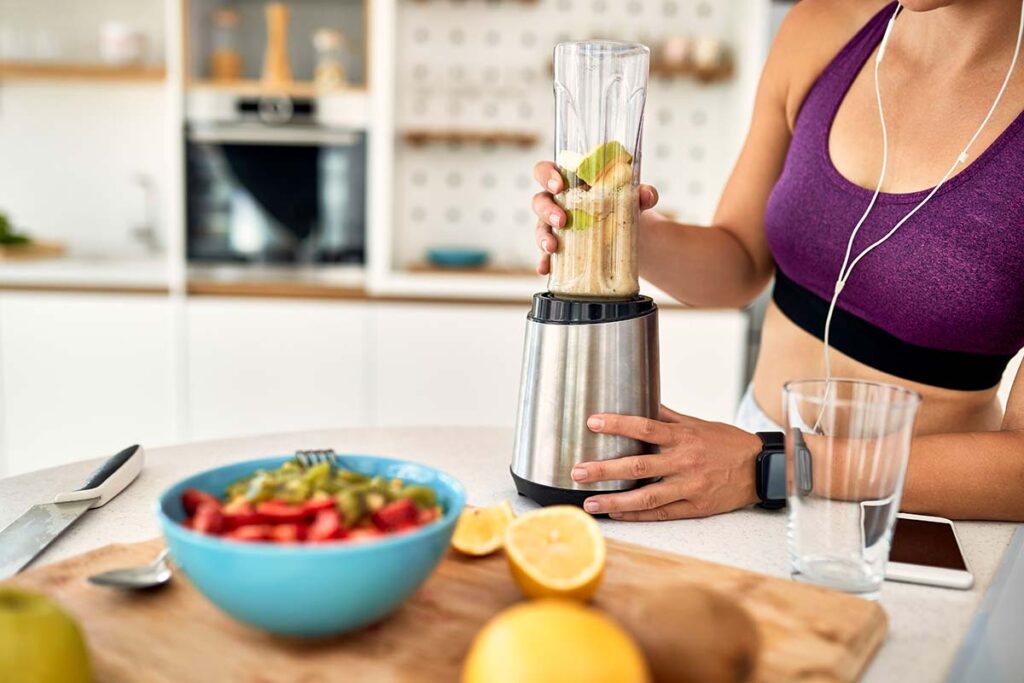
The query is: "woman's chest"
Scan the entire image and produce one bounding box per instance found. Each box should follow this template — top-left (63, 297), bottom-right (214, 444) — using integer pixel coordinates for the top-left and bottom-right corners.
top-left (764, 139), bottom-right (1024, 355)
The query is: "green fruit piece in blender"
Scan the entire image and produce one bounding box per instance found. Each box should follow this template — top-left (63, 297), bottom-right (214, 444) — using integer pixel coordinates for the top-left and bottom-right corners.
top-left (0, 588), bottom-right (92, 683)
top-left (565, 209), bottom-right (596, 230)
top-left (576, 141), bottom-right (633, 186)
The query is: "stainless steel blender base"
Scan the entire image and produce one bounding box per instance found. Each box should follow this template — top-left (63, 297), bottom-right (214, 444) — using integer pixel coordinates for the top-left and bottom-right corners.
top-left (511, 294), bottom-right (660, 505)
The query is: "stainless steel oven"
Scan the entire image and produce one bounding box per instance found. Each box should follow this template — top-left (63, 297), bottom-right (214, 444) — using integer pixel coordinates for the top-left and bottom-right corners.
top-left (186, 96), bottom-right (366, 265)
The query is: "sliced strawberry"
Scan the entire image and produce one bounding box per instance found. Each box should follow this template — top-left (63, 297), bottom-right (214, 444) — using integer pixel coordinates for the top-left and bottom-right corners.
top-left (372, 499), bottom-right (418, 531)
top-left (226, 524), bottom-right (273, 542)
top-left (182, 488), bottom-right (221, 515)
top-left (192, 502), bottom-right (225, 535)
top-left (270, 523), bottom-right (306, 544)
top-left (307, 508), bottom-right (345, 542)
top-left (301, 495), bottom-right (336, 516)
top-left (347, 527), bottom-right (384, 543)
top-left (417, 506), bottom-right (439, 525)
top-left (222, 499), bottom-right (262, 530)
top-left (255, 501), bottom-right (307, 524)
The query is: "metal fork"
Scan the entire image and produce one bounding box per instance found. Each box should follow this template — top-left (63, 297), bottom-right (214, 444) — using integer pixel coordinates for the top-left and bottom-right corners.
top-left (295, 449), bottom-right (342, 469)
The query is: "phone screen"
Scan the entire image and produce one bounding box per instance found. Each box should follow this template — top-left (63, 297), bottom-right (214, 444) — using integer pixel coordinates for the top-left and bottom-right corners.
top-left (889, 517), bottom-right (967, 570)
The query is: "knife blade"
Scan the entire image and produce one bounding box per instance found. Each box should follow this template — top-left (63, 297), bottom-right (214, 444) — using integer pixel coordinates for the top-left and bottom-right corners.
top-left (0, 499), bottom-right (94, 579)
top-left (0, 444), bottom-right (145, 580)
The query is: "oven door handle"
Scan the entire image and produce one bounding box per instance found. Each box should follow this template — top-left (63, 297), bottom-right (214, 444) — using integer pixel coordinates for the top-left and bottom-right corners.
top-left (188, 124), bottom-right (360, 147)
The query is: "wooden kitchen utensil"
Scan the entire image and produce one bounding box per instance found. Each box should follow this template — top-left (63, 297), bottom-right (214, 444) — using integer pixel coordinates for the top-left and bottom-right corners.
top-left (6, 537), bottom-right (886, 682)
top-left (261, 2), bottom-right (293, 86)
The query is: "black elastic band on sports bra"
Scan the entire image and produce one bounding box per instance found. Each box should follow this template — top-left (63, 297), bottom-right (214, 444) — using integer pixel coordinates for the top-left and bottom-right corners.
top-left (772, 269), bottom-right (1012, 391)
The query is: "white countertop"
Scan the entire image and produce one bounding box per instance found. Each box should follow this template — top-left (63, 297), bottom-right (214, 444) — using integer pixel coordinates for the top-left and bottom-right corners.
top-left (0, 427), bottom-right (1016, 681)
top-left (0, 255), bottom-right (170, 289)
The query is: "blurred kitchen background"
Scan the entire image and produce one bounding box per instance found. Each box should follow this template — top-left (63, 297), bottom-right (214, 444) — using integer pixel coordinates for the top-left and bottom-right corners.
top-left (0, 0), bottom-right (802, 477)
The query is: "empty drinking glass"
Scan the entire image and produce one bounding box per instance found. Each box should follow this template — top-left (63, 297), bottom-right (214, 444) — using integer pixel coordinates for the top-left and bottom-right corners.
top-left (784, 379), bottom-right (921, 599)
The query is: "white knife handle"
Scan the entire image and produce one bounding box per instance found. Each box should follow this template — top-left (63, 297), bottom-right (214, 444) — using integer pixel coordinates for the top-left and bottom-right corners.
top-left (54, 445), bottom-right (144, 509)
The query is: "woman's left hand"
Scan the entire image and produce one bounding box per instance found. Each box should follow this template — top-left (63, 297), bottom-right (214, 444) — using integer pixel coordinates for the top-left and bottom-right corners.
top-left (572, 405), bottom-right (764, 521)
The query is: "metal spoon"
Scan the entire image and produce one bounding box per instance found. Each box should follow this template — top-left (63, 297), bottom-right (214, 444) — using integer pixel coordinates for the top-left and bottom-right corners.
top-left (87, 549), bottom-right (172, 590)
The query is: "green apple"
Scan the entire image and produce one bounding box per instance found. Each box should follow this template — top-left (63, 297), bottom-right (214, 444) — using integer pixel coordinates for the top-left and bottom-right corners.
top-left (576, 141), bottom-right (633, 186)
top-left (0, 588), bottom-right (91, 683)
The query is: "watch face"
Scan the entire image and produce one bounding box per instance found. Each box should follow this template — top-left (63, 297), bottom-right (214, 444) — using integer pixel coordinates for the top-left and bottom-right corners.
top-left (766, 451), bottom-right (787, 500)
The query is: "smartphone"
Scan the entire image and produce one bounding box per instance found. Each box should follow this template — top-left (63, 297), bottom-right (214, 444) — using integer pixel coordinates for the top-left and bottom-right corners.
top-left (885, 513), bottom-right (974, 589)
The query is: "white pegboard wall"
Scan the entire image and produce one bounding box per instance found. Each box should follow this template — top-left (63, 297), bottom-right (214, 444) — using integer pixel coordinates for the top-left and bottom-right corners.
top-left (393, 0), bottom-right (759, 271)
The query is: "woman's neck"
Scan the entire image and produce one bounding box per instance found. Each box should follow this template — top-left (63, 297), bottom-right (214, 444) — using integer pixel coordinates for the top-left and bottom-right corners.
top-left (895, 0), bottom-right (1023, 72)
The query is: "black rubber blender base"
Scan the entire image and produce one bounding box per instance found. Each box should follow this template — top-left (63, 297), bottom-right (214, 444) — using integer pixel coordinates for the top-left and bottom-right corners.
top-left (510, 468), bottom-right (632, 513)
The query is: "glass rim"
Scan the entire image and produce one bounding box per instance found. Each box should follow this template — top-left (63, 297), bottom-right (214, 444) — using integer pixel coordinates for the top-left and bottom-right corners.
top-left (783, 378), bottom-right (922, 407)
top-left (554, 40), bottom-right (650, 58)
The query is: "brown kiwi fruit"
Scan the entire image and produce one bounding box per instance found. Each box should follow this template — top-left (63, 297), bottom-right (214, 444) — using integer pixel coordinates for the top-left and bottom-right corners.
top-left (599, 582), bottom-right (760, 683)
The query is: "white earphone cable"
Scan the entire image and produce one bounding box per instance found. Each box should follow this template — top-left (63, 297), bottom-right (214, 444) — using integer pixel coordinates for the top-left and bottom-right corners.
top-left (815, 0), bottom-right (1024, 430)
top-left (819, 0), bottom-right (1024, 390)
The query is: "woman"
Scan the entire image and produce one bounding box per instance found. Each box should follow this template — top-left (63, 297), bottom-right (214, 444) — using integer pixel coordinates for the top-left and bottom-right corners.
top-left (530, 0), bottom-right (1024, 522)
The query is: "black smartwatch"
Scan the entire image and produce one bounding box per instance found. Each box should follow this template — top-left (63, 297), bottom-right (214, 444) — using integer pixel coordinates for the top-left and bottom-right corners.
top-left (754, 431), bottom-right (787, 510)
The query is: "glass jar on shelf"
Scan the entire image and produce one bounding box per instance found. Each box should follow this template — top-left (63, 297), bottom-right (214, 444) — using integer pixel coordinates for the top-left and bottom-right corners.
top-left (209, 7), bottom-right (242, 82)
top-left (313, 29), bottom-right (350, 89)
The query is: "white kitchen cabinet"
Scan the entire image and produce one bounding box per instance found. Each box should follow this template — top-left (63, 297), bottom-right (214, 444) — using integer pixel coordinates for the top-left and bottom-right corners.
top-left (0, 292), bottom-right (178, 476)
top-left (371, 302), bottom-right (749, 429)
top-left (185, 298), bottom-right (372, 441)
top-left (658, 309), bottom-right (749, 423)
top-left (372, 303), bottom-right (527, 427)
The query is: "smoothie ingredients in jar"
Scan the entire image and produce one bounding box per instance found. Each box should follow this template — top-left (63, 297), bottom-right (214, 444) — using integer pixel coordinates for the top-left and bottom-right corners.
top-left (550, 140), bottom-right (640, 299)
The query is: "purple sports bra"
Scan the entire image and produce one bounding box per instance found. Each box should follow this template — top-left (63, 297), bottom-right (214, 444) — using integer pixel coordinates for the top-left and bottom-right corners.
top-left (764, 2), bottom-right (1024, 390)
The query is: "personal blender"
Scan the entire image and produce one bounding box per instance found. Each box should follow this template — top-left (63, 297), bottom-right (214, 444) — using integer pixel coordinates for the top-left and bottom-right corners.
top-left (511, 41), bottom-right (659, 507)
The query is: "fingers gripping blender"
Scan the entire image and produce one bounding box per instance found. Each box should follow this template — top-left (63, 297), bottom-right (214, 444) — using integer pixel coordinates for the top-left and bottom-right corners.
top-left (512, 42), bottom-right (660, 506)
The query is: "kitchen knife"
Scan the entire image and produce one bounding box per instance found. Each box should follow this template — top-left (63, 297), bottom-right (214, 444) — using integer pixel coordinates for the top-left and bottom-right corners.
top-left (0, 444), bottom-right (144, 580)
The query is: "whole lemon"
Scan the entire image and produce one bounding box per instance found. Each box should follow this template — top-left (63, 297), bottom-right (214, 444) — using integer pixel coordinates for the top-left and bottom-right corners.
top-left (462, 599), bottom-right (650, 683)
top-left (0, 588), bottom-right (91, 683)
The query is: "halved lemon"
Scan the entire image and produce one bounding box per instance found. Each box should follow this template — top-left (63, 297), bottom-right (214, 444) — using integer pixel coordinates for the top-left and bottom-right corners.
top-left (504, 506), bottom-right (607, 601)
top-left (451, 500), bottom-right (515, 556)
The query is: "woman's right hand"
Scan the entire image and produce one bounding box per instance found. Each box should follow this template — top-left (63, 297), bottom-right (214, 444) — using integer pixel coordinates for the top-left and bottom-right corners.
top-left (531, 161), bottom-right (660, 275)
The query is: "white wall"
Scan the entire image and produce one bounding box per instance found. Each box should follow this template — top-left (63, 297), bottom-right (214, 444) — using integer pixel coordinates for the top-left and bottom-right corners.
top-left (0, 82), bottom-right (168, 255)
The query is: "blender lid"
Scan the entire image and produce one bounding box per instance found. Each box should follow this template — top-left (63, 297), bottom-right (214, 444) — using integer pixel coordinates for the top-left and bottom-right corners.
top-left (529, 292), bottom-right (656, 325)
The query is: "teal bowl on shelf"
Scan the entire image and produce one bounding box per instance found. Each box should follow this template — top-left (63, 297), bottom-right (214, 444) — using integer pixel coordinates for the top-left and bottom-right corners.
top-left (156, 455), bottom-right (466, 638)
top-left (426, 247), bottom-right (490, 269)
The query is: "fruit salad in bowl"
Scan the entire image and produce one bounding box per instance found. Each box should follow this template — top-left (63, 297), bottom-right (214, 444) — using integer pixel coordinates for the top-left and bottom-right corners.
top-left (179, 459), bottom-right (444, 544)
top-left (157, 454), bottom-right (465, 637)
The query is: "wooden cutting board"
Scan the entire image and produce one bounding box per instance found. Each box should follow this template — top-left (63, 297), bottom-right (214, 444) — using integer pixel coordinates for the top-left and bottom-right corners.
top-left (7, 538), bottom-right (886, 682)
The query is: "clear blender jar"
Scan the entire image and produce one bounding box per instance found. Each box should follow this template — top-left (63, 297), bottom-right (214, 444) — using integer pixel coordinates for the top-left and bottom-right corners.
top-left (549, 41), bottom-right (650, 299)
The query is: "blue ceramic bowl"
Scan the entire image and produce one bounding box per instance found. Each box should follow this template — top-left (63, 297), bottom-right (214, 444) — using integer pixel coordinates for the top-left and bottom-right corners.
top-left (156, 455), bottom-right (465, 638)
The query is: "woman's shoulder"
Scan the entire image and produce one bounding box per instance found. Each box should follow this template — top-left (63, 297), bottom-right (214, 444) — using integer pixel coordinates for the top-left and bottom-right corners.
top-left (769, 0), bottom-right (891, 130)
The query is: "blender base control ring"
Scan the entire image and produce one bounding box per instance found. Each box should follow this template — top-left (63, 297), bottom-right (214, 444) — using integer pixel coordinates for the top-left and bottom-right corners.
top-left (511, 468), bottom-right (657, 514)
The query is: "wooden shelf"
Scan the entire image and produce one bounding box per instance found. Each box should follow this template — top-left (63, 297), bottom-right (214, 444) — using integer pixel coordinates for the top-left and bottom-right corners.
top-left (405, 264), bottom-right (539, 278)
top-left (0, 61), bottom-right (166, 83)
top-left (650, 60), bottom-right (735, 84)
top-left (401, 129), bottom-right (541, 147)
top-left (187, 79), bottom-right (366, 99)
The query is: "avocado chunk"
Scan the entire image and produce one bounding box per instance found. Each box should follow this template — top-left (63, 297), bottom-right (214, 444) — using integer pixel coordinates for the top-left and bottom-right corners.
top-left (576, 141), bottom-right (633, 186)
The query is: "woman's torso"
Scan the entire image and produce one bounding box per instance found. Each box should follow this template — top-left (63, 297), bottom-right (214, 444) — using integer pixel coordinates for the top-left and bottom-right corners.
top-left (753, 1), bottom-right (1024, 432)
